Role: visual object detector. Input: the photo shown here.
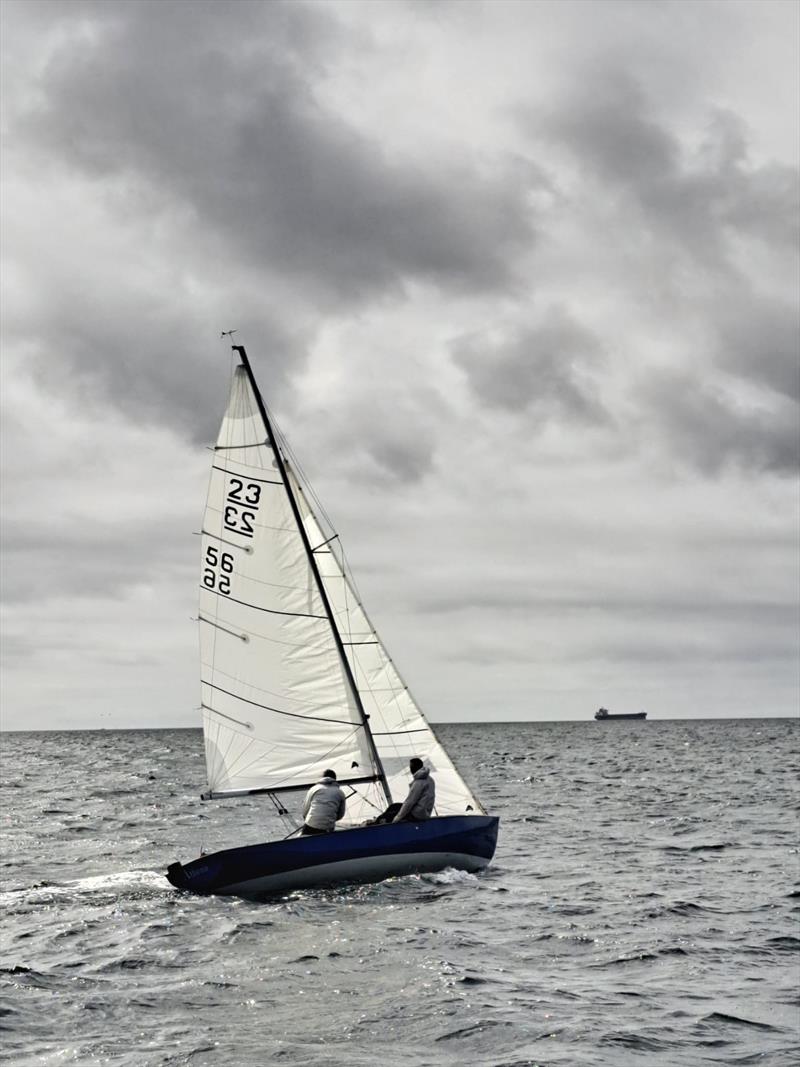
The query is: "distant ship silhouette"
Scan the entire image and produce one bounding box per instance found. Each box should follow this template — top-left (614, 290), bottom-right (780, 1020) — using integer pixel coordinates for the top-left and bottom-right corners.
top-left (594, 707), bottom-right (647, 721)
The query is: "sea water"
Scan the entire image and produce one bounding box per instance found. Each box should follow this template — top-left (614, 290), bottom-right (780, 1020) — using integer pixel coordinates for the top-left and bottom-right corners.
top-left (1, 719), bottom-right (798, 1066)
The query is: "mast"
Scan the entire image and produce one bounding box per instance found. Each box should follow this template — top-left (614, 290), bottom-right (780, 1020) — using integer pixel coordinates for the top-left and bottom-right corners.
top-left (232, 344), bottom-right (393, 807)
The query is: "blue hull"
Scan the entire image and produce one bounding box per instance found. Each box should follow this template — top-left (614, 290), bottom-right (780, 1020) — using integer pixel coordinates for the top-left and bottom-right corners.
top-left (166, 815), bottom-right (499, 899)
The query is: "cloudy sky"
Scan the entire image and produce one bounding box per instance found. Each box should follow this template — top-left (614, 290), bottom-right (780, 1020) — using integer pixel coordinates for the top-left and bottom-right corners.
top-left (1, 0), bottom-right (798, 730)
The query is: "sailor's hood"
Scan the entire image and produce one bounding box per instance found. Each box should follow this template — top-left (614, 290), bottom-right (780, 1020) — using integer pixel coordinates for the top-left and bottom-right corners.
top-left (318, 776), bottom-right (337, 786)
top-left (412, 767), bottom-right (430, 781)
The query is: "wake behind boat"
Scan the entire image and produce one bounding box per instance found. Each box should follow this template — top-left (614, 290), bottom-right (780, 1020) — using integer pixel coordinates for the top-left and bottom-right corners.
top-left (166, 344), bottom-right (498, 899)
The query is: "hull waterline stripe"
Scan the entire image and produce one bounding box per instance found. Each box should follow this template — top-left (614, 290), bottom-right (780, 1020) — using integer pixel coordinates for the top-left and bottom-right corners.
top-left (220, 852), bottom-right (489, 895)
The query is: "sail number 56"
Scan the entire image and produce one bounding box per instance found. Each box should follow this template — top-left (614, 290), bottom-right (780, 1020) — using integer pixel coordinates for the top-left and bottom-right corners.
top-left (203, 546), bottom-right (234, 594)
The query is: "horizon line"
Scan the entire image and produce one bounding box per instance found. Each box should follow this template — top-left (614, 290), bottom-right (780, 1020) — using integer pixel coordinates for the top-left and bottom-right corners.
top-left (1, 714), bottom-right (798, 734)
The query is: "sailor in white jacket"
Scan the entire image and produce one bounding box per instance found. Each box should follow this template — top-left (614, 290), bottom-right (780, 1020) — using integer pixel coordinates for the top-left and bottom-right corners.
top-left (301, 770), bottom-right (346, 835)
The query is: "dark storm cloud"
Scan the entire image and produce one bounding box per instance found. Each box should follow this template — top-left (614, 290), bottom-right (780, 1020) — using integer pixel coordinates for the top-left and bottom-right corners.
top-left (3, 0), bottom-right (538, 440)
top-left (15, 0), bottom-right (535, 302)
top-left (542, 75), bottom-right (799, 263)
top-left (450, 306), bottom-right (607, 422)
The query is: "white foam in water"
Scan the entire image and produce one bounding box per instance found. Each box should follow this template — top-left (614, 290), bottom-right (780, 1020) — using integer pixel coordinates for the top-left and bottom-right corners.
top-left (2, 869), bottom-right (167, 906)
top-left (421, 867), bottom-right (481, 887)
top-left (70, 869), bottom-right (168, 894)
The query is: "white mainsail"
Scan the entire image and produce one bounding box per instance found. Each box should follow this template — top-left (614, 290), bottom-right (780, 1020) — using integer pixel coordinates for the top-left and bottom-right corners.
top-left (199, 367), bottom-right (377, 796)
top-left (199, 358), bottom-right (483, 824)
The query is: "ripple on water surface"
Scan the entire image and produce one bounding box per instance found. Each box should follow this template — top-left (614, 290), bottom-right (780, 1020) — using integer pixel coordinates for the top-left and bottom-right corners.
top-left (1, 719), bottom-right (799, 1066)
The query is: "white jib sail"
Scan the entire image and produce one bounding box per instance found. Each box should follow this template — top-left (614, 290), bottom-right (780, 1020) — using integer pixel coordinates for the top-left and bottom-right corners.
top-left (199, 367), bottom-right (377, 796)
top-left (287, 468), bottom-right (484, 824)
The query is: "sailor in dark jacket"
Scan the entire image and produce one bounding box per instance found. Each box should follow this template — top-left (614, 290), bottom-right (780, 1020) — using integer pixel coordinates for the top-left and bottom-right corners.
top-left (393, 758), bottom-right (436, 822)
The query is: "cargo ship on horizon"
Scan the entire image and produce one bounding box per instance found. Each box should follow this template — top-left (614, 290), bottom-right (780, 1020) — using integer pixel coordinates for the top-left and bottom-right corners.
top-left (594, 707), bottom-right (647, 721)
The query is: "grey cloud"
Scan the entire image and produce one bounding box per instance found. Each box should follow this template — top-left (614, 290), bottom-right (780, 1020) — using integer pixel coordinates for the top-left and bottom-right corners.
top-left (17, 302), bottom-right (295, 445)
top-left (2, 0), bottom-right (540, 440)
top-left (443, 630), bottom-right (797, 668)
top-left (638, 368), bottom-right (799, 475)
top-left (369, 435), bottom-right (436, 484)
top-left (700, 111), bottom-right (800, 250)
top-left (311, 385), bottom-right (444, 485)
top-left (414, 587), bottom-right (796, 622)
top-left (0, 632), bottom-right (39, 665)
top-left (0, 519), bottom-right (194, 605)
top-left (451, 306), bottom-right (607, 422)
top-left (593, 633), bottom-right (799, 666)
top-left (718, 295), bottom-right (800, 404)
top-left (15, 0), bottom-right (535, 303)
top-left (540, 75), bottom-right (799, 262)
top-left (519, 71), bottom-right (799, 475)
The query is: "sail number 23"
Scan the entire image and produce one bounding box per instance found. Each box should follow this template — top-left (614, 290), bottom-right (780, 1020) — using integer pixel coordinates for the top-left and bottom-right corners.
top-left (222, 477), bottom-right (261, 539)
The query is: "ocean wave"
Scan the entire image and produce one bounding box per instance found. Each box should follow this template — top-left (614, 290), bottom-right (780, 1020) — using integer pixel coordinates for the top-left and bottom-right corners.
top-left (2, 719), bottom-right (798, 1067)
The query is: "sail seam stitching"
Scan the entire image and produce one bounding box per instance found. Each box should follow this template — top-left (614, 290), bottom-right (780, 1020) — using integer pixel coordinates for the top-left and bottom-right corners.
top-left (202, 680), bottom-right (364, 726)
top-left (214, 441), bottom-right (270, 450)
top-left (211, 464), bottom-right (282, 484)
top-left (200, 589), bottom-right (327, 620)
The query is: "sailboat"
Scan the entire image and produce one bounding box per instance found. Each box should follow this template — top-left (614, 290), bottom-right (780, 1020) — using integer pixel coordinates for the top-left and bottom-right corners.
top-left (166, 344), bottom-right (499, 899)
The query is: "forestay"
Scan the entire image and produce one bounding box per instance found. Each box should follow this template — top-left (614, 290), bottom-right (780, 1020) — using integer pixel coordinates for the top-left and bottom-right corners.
top-left (199, 361), bottom-right (483, 825)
